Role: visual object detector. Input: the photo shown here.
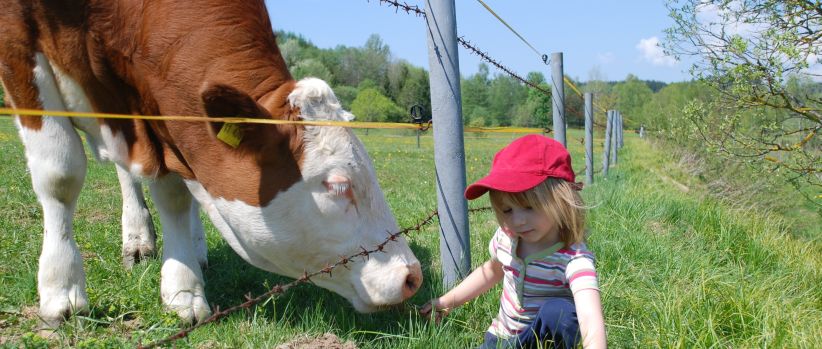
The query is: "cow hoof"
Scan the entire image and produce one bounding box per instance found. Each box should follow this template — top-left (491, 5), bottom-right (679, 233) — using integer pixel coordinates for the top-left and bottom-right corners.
top-left (38, 292), bottom-right (89, 328)
top-left (163, 291), bottom-right (211, 324)
top-left (122, 242), bottom-right (157, 269)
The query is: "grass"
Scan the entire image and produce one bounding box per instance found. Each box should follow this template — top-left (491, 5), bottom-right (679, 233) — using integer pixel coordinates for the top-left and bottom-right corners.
top-left (0, 119), bottom-right (819, 348)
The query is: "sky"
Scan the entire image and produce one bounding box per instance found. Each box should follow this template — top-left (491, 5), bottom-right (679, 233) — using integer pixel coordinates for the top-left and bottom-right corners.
top-left (265, 1), bottom-right (694, 83)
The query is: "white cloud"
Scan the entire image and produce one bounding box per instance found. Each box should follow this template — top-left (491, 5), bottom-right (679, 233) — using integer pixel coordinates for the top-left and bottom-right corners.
top-left (636, 37), bottom-right (677, 67)
top-left (597, 52), bottom-right (615, 64)
top-left (805, 53), bottom-right (822, 82)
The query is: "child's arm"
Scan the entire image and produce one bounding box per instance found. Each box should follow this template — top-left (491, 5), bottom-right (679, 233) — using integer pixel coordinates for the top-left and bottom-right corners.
top-left (573, 288), bottom-right (607, 349)
top-left (419, 258), bottom-right (503, 321)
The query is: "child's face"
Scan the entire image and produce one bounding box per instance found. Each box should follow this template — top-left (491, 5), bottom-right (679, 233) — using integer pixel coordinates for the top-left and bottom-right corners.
top-left (498, 203), bottom-right (559, 246)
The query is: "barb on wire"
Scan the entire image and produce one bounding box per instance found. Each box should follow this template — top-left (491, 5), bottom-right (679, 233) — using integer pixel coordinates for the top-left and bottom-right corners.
top-left (376, 0), bottom-right (426, 16)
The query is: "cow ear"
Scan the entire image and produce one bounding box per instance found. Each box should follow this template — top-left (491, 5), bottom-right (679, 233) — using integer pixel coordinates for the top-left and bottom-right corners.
top-left (200, 83), bottom-right (272, 140)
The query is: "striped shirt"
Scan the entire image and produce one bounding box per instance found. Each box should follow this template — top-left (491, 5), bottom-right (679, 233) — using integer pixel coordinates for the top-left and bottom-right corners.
top-left (487, 227), bottom-right (599, 338)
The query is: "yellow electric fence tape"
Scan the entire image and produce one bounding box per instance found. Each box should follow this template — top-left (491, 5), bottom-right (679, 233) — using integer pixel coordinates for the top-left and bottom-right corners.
top-left (0, 107), bottom-right (549, 134)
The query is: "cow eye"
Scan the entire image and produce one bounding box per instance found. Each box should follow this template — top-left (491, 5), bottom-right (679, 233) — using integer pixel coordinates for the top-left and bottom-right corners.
top-left (323, 175), bottom-right (353, 198)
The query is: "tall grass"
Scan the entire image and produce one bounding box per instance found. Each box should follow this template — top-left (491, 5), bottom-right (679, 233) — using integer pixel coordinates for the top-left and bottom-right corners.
top-left (0, 120), bottom-right (819, 348)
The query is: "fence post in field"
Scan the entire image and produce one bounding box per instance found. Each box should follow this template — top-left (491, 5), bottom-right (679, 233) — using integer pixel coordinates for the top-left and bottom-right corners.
top-left (602, 110), bottom-right (612, 177)
top-left (551, 52), bottom-right (566, 147)
top-left (611, 111), bottom-right (618, 165)
top-left (584, 92), bottom-right (594, 185)
top-left (640, 124), bottom-right (644, 138)
top-left (618, 111), bottom-right (624, 149)
top-left (424, 0), bottom-right (470, 287)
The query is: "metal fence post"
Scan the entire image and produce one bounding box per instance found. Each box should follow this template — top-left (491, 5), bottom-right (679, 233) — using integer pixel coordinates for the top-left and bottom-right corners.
top-left (611, 111), bottom-right (618, 165)
top-left (618, 111), bottom-right (624, 149)
top-left (602, 110), bottom-right (612, 177)
top-left (551, 52), bottom-right (566, 147)
top-left (584, 92), bottom-right (594, 185)
top-left (424, 0), bottom-right (470, 288)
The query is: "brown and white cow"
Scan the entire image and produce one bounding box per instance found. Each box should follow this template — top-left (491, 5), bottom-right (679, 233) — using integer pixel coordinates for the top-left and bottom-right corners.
top-left (0, 1), bottom-right (422, 326)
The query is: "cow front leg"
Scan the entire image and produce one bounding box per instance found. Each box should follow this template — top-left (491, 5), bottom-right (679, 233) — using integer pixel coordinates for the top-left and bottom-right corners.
top-left (149, 174), bottom-right (211, 323)
top-left (23, 116), bottom-right (90, 328)
top-left (116, 164), bottom-right (157, 268)
top-left (189, 200), bottom-right (208, 269)
top-left (9, 53), bottom-right (92, 328)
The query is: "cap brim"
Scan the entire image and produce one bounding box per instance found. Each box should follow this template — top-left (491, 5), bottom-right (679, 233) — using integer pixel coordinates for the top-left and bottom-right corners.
top-left (464, 171), bottom-right (547, 200)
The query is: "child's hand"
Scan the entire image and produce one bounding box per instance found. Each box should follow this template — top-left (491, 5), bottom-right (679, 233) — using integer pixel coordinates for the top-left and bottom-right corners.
top-left (418, 298), bottom-right (450, 323)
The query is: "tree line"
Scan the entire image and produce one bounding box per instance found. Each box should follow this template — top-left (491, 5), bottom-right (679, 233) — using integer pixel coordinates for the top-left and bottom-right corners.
top-left (276, 31), bottom-right (669, 130)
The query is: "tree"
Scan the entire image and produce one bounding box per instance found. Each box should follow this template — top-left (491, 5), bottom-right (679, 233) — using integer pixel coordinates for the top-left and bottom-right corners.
top-left (461, 63), bottom-right (491, 126)
top-left (664, 0), bottom-right (821, 194)
top-left (514, 72), bottom-right (551, 128)
top-left (291, 58), bottom-right (333, 82)
top-left (613, 74), bottom-right (653, 127)
top-left (350, 88), bottom-right (405, 124)
top-left (487, 74), bottom-right (527, 126)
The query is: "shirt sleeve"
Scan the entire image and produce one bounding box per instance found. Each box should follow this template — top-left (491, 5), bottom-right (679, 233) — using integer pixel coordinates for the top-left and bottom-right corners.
top-left (488, 227), bottom-right (502, 261)
top-left (566, 254), bottom-right (599, 294)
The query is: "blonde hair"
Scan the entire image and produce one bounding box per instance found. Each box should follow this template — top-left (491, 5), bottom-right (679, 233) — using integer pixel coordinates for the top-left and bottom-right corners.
top-left (488, 178), bottom-right (587, 247)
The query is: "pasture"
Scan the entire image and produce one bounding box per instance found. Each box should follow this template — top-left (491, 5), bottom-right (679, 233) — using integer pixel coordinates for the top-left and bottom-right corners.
top-left (0, 119), bottom-right (820, 348)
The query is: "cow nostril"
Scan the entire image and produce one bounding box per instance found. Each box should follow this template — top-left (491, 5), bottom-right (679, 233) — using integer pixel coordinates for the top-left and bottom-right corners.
top-left (402, 264), bottom-right (423, 299)
top-left (405, 275), bottom-right (418, 291)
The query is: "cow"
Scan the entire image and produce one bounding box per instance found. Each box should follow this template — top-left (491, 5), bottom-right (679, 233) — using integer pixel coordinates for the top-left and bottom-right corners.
top-left (0, 0), bottom-right (423, 326)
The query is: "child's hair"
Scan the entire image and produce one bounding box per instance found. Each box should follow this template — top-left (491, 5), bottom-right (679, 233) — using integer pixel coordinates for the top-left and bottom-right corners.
top-left (488, 178), bottom-right (586, 247)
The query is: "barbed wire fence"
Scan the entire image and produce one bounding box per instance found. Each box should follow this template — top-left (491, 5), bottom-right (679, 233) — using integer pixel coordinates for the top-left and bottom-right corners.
top-left (137, 4), bottom-right (624, 344)
top-left (0, 1), bottom-right (627, 347)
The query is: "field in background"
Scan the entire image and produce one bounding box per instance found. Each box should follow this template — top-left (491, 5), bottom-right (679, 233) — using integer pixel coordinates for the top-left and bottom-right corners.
top-left (0, 119), bottom-right (819, 348)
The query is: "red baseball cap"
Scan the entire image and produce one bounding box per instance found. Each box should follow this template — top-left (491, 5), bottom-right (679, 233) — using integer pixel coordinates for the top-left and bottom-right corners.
top-left (465, 135), bottom-right (579, 200)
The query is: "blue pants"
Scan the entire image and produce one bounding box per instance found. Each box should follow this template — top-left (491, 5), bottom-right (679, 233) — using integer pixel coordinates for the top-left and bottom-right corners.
top-left (477, 297), bottom-right (580, 349)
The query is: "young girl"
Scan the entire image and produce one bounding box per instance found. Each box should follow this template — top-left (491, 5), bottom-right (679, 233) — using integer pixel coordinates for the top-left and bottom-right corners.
top-left (419, 135), bottom-right (606, 349)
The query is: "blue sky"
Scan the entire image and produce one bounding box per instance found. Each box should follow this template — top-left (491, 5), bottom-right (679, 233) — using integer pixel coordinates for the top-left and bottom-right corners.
top-left (266, 1), bottom-right (693, 83)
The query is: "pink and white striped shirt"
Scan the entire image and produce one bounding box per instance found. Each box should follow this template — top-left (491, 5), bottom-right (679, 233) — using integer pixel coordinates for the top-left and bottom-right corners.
top-left (487, 227), bottom-right (599, 338)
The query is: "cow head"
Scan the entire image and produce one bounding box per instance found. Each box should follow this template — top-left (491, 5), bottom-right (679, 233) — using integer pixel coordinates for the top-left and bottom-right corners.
top-left (186, 78), bottom-right (422, 312)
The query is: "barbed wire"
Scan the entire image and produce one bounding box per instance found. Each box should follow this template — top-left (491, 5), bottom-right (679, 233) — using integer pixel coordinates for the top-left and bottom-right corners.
top-left (137, 206), bottom-right (492, 349)
top-left (457, 37), bottom-right (553, 98)
top-left (376, 0), bottom-right (425, 16)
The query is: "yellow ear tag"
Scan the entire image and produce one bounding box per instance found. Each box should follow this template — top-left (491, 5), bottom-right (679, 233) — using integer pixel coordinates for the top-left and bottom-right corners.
top-left (217, 123), bottom-right (243, 148)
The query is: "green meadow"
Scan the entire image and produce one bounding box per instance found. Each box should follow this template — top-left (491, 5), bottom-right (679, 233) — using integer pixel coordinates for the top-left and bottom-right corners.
top-left (0, 119), bottom-right (819, 348)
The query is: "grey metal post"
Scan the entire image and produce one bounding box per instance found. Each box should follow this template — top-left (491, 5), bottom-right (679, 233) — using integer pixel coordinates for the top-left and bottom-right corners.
top-left (551, 52), bottom-right (566, 147)
top-left (640, 124), bottom-right (644, 138)
top-left (617, 111), bottom-right (624, 149)
top-left (611, 111), bottom-right (618, 165)
top-left (584, 93), bottom-right (594, 185)
top-left (425, 0), bottom-right (470, 288)
top-left (602, 110), bottom-right (612, 177)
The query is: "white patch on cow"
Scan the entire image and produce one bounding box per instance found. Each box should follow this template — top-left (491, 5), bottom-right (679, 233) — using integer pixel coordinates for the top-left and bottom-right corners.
top-left (150, 174), bottom-right (211, 323)
top-left (98, 124), bottom-right (132, 167)
top-left (288, 77), bottom-right (355, 122)
top-left (47, 62), bottom-right (109, 162)
top-left (22, 53), bottom-right (90, 324)
top-left (189, 200), bottom-right (208, 269)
